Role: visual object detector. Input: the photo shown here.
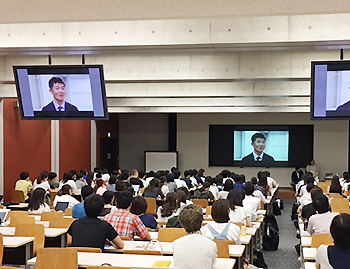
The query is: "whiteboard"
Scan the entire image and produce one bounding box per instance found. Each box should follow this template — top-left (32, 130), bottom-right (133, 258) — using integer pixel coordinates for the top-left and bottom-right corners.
top-left (145, 151), bottom-right (178, 172)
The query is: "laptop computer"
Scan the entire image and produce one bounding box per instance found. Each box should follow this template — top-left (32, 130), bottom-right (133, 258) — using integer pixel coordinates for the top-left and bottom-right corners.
top-left (55, 202), bottom-right (69, 212)
top-left (0, 209), bottom-right (10, 224)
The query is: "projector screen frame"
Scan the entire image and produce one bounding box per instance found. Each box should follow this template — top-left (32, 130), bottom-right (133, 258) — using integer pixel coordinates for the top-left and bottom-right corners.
top-left (144, 151), bottom-right (178, 172)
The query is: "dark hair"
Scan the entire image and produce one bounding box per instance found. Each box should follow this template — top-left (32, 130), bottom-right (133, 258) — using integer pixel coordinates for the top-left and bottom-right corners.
top-left (251, 133), bottom-right (266, 143)
top-left (102, 190), bottom-right (114, 205)
top-left (223, 179), bottom-right (234, 192)
top-left (115, 190), bottom-right (133, 209)
top-left (329, 175), bottom-right (342, 194)
top-left (20, 172), bottom-right (29, 180)
top-left (138, 170), bottom-right (146, 179)
top-left (37, 171), bottom-right (49, 184)
top-left (177, 190), bottom-right (187, 204)
top-left (62, 172), bottom-right (73, 184)
top-left (93, 179), bottom-right (104, 193)
top-left (80, 169), bottom-right (87, 175)
top-left (81, 185), bottom-right (93, 200)
top-left (184, 170), bottom-right (190, 178)
top-left (244, 182), bottom-right (255, 196)
top-left (227, 189), bottom-right (245, 210)
top-left (191, 169), bottom-right (198, 177)
top-left (212, 199), bottom-right (230, 223)
top-left (305, 175), bottom-right (314, 184)
top-left (147, 178), bottom-right (160, 192)
top-left (251, 177), bottom-right (258, 185)
top-left (84, 194), bottom-right (105, 218)
top-left (161, 192), bottom-right (179, 218)
top-left (313, 195), bottom-right (330, 214)
top-left (330, 213), bottom-right (350, 249)
top-left (86, 172), bottom-right (94, 187)
top-left (198, 169), bottom-right (205, 177)
top-left (121, 172), bottom-right (129, 181)
top-left (28, 188), bottom-right (46, 211)
top-left (173, 170), bottom-right (181, 179)
top-left (49, 77), bottom-right (65, 89)
top-left (306, 183), bottom-right (315, 193)
top-left (221, 170), bottom-right (230, 178)
top-left (108, 175), bottom-right (117, 185)
top-left (166, 173), bottom-right (175, 183)
top-left (202, 181), bottom-right (210, 190)
top-left (258, 173), bottom-right (268, 188)
top-left (310, 187), bottom-right (323, 201)
top-left (61, 184), bottom-right (72, 195)
top-left (48, 172), bottom-right (57, 181)
top-left (179, 204), bottom-right (203, 233)
top-left (130, 196), bottom-right (148, 216)
top-left (115, 180), bottom-right (126, 191)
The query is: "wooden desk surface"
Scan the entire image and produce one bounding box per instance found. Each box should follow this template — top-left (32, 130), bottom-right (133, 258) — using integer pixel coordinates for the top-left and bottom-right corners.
top-left (301, 237), bottom-right (312, 248)
top-left (303, 248), bottom-right (316, 261)
top-left (0, 227), bottom-right (67, 237)
top-left (304, 262), bottom-right (316, 269)
top-left (27, 252), bottom-right (236, 269)
top-left (3, 236), bottom-right (34, 248)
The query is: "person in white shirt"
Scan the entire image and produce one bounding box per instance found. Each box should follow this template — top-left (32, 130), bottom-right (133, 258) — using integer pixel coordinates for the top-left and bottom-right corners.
top-left (265, 171), bottom-right (277, 189)
top-left (174, 170), bottom-right (188, 189)
top-left (243, 183), bottom-right (263, 221)
top-left (59, 171), bottom-right (78, 195)
top-left (298, 174), bottom-right (315, 197)
top-left (218, 179), bottom-right (234, 199)
top-left (173, 204), bottom-right (217, 269)
top-left (33, 171), bottom-right (51, 192)
top-left (28, 188), bottom-right (51, 214)
top-left (53, 184), bottom-right (80, 209)
top-left (157, 192), bottom-right (180, 223)
top-left (297, 183), bottom-right (314, 214)
top-left (227, 189), bottom-right (252, 226)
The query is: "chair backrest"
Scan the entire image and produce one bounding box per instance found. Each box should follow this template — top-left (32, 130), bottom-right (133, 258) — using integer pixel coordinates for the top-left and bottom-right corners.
top-left (329, 193), bottom-right (343, 198)
top-left (144, 198), bottom-right (157, 216)
top-left (317, 182), bottom-right (330, 193)
top-left (65, 208), bottom-right (73, 216)
top-left (213, 239), bottom-right (230, 258)
top-left (88, 267), bottom-right (131, 269)
top-left (311, 233), bottom-right (334, 248)
top-left (7, 210), bottom-right (28, 220)
top-left (0, 234), bottom-right (3, 265)
top-left (339, 208), bottom-right (350, 214)
top-left (260, 200), bottom-right (265, 210)
top-left (206, 206), bottom-right (212, 215)
top-left (68, 247), bottom-right (102, 253)
top-left (49, 217), bottom-right (75, 228)
top-left (36, 248), bottom-right (78, 269)
top-left (124, 249), bottom-right (162, 255)
top-left (119, 236), bottom-right (131, 241)
top-left (192, 199), bottom-right (209, 208)
top-left (158, 228), bottom-right (187, 242)
top-left (41, 211), bottom-right (64, 221)
top-left (49, 190), bottom-right (58, 206)
top-left (15, 223), bottom-right (45, 255)
top-left (9, 216), bottom-right (35, 227)
top-left (330, 198), bottom-right (349, 212)
top-left (0, 266), bottom-right (26, 269)
top-left (11, 190), bottom-right (25, 203)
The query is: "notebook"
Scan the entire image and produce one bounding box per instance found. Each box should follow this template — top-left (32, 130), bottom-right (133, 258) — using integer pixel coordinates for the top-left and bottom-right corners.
top-left (152, 261), bottom-right (171, 268)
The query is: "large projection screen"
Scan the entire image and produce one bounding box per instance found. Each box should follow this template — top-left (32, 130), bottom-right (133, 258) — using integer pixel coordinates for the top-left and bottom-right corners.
top-left (145, 151), bottom-right (178, 172)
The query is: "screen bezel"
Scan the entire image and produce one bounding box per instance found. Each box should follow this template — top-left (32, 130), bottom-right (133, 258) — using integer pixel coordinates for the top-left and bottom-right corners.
top-left (311, 60), bottom-right (350, 120)
top-left (13, 65), bottom-right (109, 120)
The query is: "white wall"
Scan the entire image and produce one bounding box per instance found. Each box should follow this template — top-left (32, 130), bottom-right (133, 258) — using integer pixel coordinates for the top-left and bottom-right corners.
top-left (177, 113), bottom-right (349, 187)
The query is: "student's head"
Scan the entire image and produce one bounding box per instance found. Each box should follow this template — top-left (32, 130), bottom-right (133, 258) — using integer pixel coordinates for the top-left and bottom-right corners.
top-left (330, 213), bottom-right (350, 249)
top-left (310, 159), bottom-right (315, 165)
top-left (28, 187), bottom-right (46, 210)
top-left (198, 168), bottom-right (205, 177)
top-left (20, 172), bottom-right (30, 180)
top-left (258, 173), bottom-right (268, 187)
top-left (202, 181), bottom-right (210, 191)
top-left (115, 190), bottom-right (133, 209)
top-left (221, 169), bottom-right (230, 178)
top-left (310, 187), bottom-right (323, 201)
top-left (37, 171), bottom-right (49, 184)
top-left (130, 169), bottom-right (138, 178)
top-left (149, 178), bottom-right (160, 190)
top-left (138, 170), bottom-right (146, 179)
top-left (48, 77), bottom-right (66, 104)
top-left (191, 169), bottom-right (198, 177)
top-left (251, 177), bottom-right (258, 185)
top-left (84, 194), bottom-right (105, 218)
top-left (178, 204), bottom-right (203, 233)
top-left (173, 170), bottom-right (181, 179)
top-left (102, 190), bottom-right (114, 205)
top-left (95, 179), bottom-right (103, 188)
top-left (108, 175), bottom-right (117, 185)
top-left (130, 196), bottom-right (148, 216)
top-left (184, 170), bottom-right (190, 178)
top-left (48, 172), bottom-right (57, 181)
top-left (312, 195), bottom-right (330, 214)
top-left (295, 166), bottom-right (301, 172)
top-left (224, 179), bottom-right (234, 192)
top-left (330, 175), bottom-right (342, 194)
top-left (115, 180), bottom-right (126, 191)
top-left (177, 190), bottom-right (187, 204)
top-left (251, 133), bottom-right (266, 155)
top-left (166, 173), bottom-right (175, 183)
top-left (61, 184), bottom-right (72, 195)
top-left (212, 199), bottom-right (230, 223)
top-left (81, 185), bottom-right (93, 200)
top-left (305, 175), bottom-right (314, 184)
top-left (306, 183), bottom-right (315, 193)
top-left (244, 182), bottom-right (255, 196)
top-left (227, 189), bottom-right (245, 209)
top-left (63, 171), bottom-right (73, 183)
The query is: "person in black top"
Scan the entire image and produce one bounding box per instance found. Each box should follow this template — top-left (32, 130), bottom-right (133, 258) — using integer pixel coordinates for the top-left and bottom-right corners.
top-left (291, 166), bottom-right (304, 191)
top-left (129, 169), bottom-right (144, 188)
top-left (182, 170), bottom-right (193, 189)
top-left (68, 194), bottom-right (124, 251)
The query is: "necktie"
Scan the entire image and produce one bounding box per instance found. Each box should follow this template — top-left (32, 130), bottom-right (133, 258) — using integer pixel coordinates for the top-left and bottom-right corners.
top-left (58, 106), bottom-right (62, 112)
top-left (256, 156), bottom-right (261, 162)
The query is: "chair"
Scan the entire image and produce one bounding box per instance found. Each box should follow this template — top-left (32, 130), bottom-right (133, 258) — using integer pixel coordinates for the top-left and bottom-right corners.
top-left (158, 228), bottom-right (186, 242)
top-left (49, 189), bottom-right (59, 206)
top-left (10, 190), bottom-right (25, 203)
top-left (9, 216), bottom-right (35, 227)
top-left (88, 267), bottom-right (131, 269)
top-left (49, 217), bottom-right (75, 228)
top-left (206, 206), bottom-right (212, 215)
top-left (339, 208), bottom-right (350, 214)
top-left (119, 236), bottom-right (131, 241)
top-left (68, 247), bottom-right (102, 253)
top-left (35, 248), bottom-right (78, 269)
top-left (213, 239), bottom-right (230, 258)
top-left (41, 211), bottom-right (64, 221)
top-left (15, 223), bottom-right (45, 255)
top-left (124, 249), bottom-right (162, 255)
top-left (0, 234), bottom-right (3, 265)
top-left (330, 198), bottom-right (349, 212)
top-left (329, 193), bottom-right (343, 198)
top-left (317, 182), bottom-right (330, 193)
top-left (144, 198), bottom-right (157, 216)
top-left (7, 210), bottom-right (28, 220)
top-left (311, 233), bottom-right (334, 248)
top-left (233, 222), bottom-right (245, 228)
top-left (192, 199), bottom-right (209, 208)
top-left (65, 208), bottom-right (73, 216)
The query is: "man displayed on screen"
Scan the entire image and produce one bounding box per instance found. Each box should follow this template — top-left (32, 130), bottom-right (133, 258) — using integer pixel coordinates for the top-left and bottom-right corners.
top-left (42, 77), bottom-right (79, 112)
top-left (240, 133), bottom-right (275, 167)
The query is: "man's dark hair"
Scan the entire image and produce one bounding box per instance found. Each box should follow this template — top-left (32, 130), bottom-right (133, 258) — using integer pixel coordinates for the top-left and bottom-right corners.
top-left (115, 190), bottom-right (133, 209)
top-left (173, 170), bottom-right (181, 179)
top-left (184, 170), bottom-right (190, 178)
top-left (84, 194), bottom-right (105, 218)
top-left (81, 185), bottom-right (94, 200)
top-left (224, 179), bottom-right (234, 192)
top-left (306, 183), bottom-right (315, 193)
top-left (212, 199), bottom-right (230, 223)
top-left (130, 196), bottom-right (148, 216)
top-left (295, 166), bottom-right (301, 170)
top-left (244, 182), bottom-right (255, 195)
top-left (305, 175), bottom-right (314, 184)
top-left (221, 169), bottom-right (230, 178)
top-left (313, 194), bottom-right (330, 214)
top-left (48, 172), bottom-right (57, 180)
top-left (138, 170), bottom-right (146, 179)
top-left (61, 184), bottom-right (72, 195)
top-left (166, 173), bottom-right (175, 183)
top-left (121, 172), bottom-right (129, 181)
top-left (102, 190), bottom-right (114, 205)
top-left (330, 213), bottom-right (350, 249)
top-left (48, 77), bottom-right (65, 89)
top-left (251, 133), bottom-right (266, 143)
top-left (20, 172), bottom-right (29, 180)
top-left (109, 175), bottom-right (117, 185)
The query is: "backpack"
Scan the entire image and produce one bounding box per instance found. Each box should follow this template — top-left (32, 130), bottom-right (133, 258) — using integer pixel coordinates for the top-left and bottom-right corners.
top-left (253, 249), bottom-right (268, 268)
top-left (272, 201), bottom-right (281, 215)
top-left (166, 216), bottom-right (182, 228)
top-left (262, 214), bottom-right (279, 251)
top-left (206, 223), bottom-right (230, 240)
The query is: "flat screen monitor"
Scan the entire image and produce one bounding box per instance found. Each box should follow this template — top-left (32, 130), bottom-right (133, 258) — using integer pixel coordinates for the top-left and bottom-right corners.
top-left (311, 60), bottom-right (350, 119)
top-left (13, 65), bottom-right (108, 120)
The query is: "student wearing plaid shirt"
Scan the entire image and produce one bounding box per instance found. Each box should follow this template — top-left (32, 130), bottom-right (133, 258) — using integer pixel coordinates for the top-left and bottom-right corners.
top-left (104, 190), bottom-right (150, 240)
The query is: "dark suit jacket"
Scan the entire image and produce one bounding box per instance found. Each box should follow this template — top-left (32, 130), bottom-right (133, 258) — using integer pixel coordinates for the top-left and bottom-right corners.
top-left (240, 152), bottom-right (275, 167)
top-left (42, 101), bottom-right (79, 112)
top-left (291, 170), bottom-right (304, 184)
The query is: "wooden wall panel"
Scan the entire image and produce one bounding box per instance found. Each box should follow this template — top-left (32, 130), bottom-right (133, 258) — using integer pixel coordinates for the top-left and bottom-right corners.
top-left (59, 121), bottom-right (91, 178)
top-left (3, 98), bottom-right (51, 201)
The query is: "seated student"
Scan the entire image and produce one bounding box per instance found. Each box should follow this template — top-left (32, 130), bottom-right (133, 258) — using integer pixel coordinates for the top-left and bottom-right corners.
top-left (160, 176), bottom-right (170, 197)
top-left (297, 183), bottom-right (315, 215)
top-left (15, 171), bottom-right (33, 202)
top-left (177, 189), bottom-right (192, 210)
top-left (172, 204), bottom-right (217, 269)
top-left (250, 177), bottom-right (266, 203)
top-left (166, 173), bottom-right (178, 193)
top-left (106, 175), bottom-right (117, 192)
top-left (208, 177), bottom-right (219, 200)
top-left (68, 194), bottom-right (124, 251)
top-left (201, 199), bottom-right (242, 244)
top-left (130, 196), bottom-right (159, 231)
top-left (301, 187), bottom-right (324, 222)
top-left (94, 179), bottom-right (106, 196)
top-left (104, 190), bottom-right (150, 240)
top-left (192, 182), bottom-right (215, 202)
top-left (174, 170), bottom-right (188, 189)
top-left (315, 213), bottom-right (350, 269)
top-left (129, 169), bottom-right (144, 188)
top-left (100, 190), bottom-right (117, 216)
top-left (233, 174), bottom-right (245, 190)
top-left (34, 171), bottom-right (51, 192)
top-left (28, 188), bottom-right (51, 214)
top-left (227, 189), bottom-right (252, 227)
top-left (307, 194), bottom-right (338, 235)
top-left (297, 173), bottom-right (315, 197)
top-left (328, 175), bottom-right (343, 196)
top-left (143, 178), bottom-right (164, 199)
top-left (48, 172), bottom-right (58, 188)
top-left (157, 192), bottom-right (180, 223)
top-left (53, 184), bottom-right (80, 209)
top-left (265, 171), bottom-right (277, 189)
top-left (72, 185), bottom-right (94, 219)
top-left (181, 170), bottom-right (193, 189)
top-left (257, 172), bottom-right (270, 197)
top-left (291, 166), bottom-right (304, 191)
top-left (58, 172), bottom-right (78, 195)
top-left (75, 173), bottom-right (86, 190)
top-left (243, 183), bottom-right (263, 221)
top-left (218, 179), bottom-right (234, 199)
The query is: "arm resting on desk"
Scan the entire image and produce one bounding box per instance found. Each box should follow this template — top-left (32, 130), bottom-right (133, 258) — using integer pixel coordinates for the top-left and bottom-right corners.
top-left (112, 236), bottom-right (124, 249)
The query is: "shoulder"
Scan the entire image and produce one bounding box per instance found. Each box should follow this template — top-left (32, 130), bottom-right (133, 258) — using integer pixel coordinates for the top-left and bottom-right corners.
top-left (65, 102), bottom-right (79, 111)
top-left (241, 153), bottom-right (253, 160)
top-left (336, 100), bottom-right (350, 110)
top-left (264, 153), bottom-right (275, 161)
top-left (42, 101), bottom-right (54, 111)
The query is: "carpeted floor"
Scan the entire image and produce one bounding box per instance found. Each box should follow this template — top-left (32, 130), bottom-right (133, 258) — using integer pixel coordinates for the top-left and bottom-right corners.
top-left (262, 200), bottom-right (300, 269)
